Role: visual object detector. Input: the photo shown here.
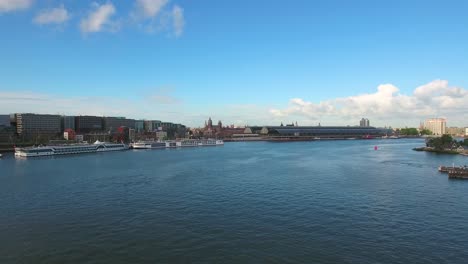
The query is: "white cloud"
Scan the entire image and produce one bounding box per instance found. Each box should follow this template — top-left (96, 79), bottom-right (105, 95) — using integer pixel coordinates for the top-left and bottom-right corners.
top-left (80, 2), bottom-right (118, 34)
top-left (33, 5), bottom-right (69, 25)
top-left (131, 0), bottom-right (185, 37)
top-left (172, 5), bottom-right (184, 37)
top-left (0, 0), bottom-right (33, 13)
top-left (270, 80), bottom-right (468, 127)
top-left (134, 0), bottom-right (168, 18)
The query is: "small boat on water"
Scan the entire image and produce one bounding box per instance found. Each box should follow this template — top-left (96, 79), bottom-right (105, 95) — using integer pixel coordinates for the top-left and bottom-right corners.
top-left (0, 153), bottom-right (3, 158)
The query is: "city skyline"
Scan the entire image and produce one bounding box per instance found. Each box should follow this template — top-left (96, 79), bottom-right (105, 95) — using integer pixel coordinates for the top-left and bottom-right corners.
top-left (1, 0), bottom-right (468, 127)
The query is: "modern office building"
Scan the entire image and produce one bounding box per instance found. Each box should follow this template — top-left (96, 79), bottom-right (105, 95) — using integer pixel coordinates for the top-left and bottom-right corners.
top-left (0, 115), bottom-right (10, 127)
top-left (62, 116), bottom-right (75, 130)
top-left (144, 120), bottom-right (162, 132)
top-left (75, 116), bottom-right (103, 133)
top-left (250, 125), bottom-right (389, 139)
top-left (360, 118), bottom-right (370, 127)
top-left (15, 113), bottom-right (61, 138)
top-left (135, 120), bottom-right (145, 133)
top-left (161, 122), bottom-right (176, 130)
top-left (424, 118), bottom-right (446, 135)
top-left (0, 115), bottom-right (14, 143)
top-left (103, 117), bottom-right (136, 132)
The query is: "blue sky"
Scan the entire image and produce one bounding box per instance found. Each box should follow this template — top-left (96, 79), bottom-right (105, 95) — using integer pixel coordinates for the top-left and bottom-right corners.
top-left (1, 0), bottom-right (468, 127)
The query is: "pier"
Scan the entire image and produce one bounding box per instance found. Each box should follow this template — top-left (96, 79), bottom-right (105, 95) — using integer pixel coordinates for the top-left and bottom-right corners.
top-left (438, 165), bottom-right (468, 179)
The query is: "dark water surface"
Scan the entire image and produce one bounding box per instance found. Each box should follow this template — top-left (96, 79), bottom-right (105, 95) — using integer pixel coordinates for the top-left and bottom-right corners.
top-left (1, 139), bottom-right (468, 263)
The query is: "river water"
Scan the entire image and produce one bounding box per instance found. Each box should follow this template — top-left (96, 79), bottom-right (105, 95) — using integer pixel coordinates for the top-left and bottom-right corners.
top-left (1, 139), bottom-right (468, 263)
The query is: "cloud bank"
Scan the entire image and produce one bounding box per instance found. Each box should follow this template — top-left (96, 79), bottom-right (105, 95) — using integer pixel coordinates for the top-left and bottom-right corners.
top-left (3, 80), bottom-right (466, 128)
top-left (270, 80), bottom-right (468, 127)
top-left (1, 0), bottom-right (185, 37)
top-left (0, 0), bottom-right (33, 13)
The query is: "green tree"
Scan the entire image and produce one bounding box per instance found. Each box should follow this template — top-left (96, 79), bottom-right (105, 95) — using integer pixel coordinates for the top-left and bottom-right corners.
top-left (400, 128), bottom-right (419, 135)
top-left (420, 129), bottom-right (432, 135)
top-left (462, 138), bottom-right (468, 146)
top-left (428, 134), bottom-right (456, 150)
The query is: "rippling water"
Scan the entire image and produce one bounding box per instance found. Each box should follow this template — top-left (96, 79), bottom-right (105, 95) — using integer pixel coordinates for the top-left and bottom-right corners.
top-left (1, 139), bottom-right (468, 263)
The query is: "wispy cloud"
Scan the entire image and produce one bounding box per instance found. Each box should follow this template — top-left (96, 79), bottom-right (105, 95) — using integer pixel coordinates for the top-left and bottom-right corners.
top-left (80, 2), bottom-right (119, 34)
top-left (134, 0), bottom-right (168, 19)
top-left (146, 87), bottom-right (182, 104)
top-left (172, 5), bottom-right (184, 37)
top-left (0, 91), bottom-right (133, 117)
top-left (0, 0), bottom-right (33, 13)
top-left (33, 5), bottom-right (69, 25)
top-left (270, 80), bottom-right (468, 127)
top-left (0, 90), bottom-right (187, 123)
top-left (131, 0), bottom-right (185, 36)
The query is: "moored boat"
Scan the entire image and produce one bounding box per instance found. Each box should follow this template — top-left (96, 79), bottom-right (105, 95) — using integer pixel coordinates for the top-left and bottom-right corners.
top-left (14, 141), bottom-right (128, 158)
top-left (198, 139), bottom-right (224, 146)
top-left (133, 141), bottom-right (166, 149)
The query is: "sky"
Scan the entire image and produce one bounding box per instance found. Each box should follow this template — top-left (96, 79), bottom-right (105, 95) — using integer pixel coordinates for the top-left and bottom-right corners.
top-left (1, 0), bottom-right (468, 128)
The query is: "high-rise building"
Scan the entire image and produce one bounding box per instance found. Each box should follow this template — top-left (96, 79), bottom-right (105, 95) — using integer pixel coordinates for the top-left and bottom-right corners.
top-left (360, 118), bottom-right (370, 127)
top-left (15, 113), bottom-right (61, 138)
top-left (424, 118), bottom-right (446, 135)
top-left (75, 116), bottom-right (103, 133)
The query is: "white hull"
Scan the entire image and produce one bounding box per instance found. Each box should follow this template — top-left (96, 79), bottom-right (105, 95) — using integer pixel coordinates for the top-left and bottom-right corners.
top-left (177, 139), bottom-right (224, 147)
top-left (15, 142), bottom-right (128, 158)
top-left (133, 142), bottom-right (167, 149)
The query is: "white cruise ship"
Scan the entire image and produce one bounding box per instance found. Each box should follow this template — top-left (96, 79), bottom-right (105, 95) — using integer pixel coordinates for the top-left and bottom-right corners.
top-left (132, 141), bottom-right (166, 149)
top-left (14, 141), bottom-right (128, 158)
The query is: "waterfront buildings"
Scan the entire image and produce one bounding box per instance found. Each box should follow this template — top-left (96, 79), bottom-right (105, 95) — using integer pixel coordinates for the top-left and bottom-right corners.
top-left (424, 118), bottom-right (447, 135)
top-left (446, 127), bottom-right (465, 137)
top-left (0, 112), bottom-right (186, 144)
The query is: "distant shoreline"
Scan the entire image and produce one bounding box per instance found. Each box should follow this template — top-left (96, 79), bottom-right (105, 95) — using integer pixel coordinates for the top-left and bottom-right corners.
top-left (413, 147), bottom-right (460, 155)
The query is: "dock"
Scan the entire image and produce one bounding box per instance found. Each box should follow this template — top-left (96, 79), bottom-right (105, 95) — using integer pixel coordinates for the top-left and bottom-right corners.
top-left (448, 171), bottom-right (468, 179)
top-left (438, 165), bottom-right (468, 179)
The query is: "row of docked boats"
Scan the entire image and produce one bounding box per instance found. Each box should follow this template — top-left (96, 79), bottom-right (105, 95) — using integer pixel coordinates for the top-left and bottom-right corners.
top-left (131, 139), bottom-right (224, 149)
top-left (13, 139), bottom-right (224, 158)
